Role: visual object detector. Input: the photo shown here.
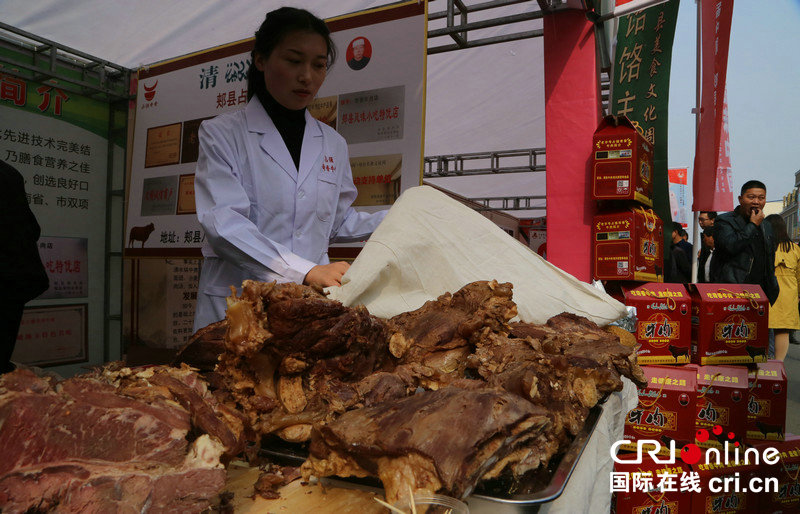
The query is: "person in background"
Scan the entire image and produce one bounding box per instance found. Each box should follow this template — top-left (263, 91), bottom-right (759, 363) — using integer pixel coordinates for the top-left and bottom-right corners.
top-left (676, 224), bottom-right (693, 257)
top-left (710, 180), bottom-right (779, 304)
top-left (697, 228), bottom-right (715, 283)
top-left (0, 160), bottom-right (49, 373)
top-left (192, 7), bottom-right (387, 331)
top-left (669, 221), bottom-right (692, 283)
top-left (698, 211), bottom-right (716, 230)
top-left (697, 212), bottom-right (716, 280)
top-left (764, 214), bottom-right (800, 361)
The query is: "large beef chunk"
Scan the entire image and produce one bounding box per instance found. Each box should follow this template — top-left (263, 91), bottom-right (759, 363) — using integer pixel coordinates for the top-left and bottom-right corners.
top-left (301, 386), bottom-right (550, 503)
top-left (215, 281), bottom-right (394, 442)
top-left (509, 312), bottom-right (646, 387)
top-left (0, 367), bottom-right (231, 512)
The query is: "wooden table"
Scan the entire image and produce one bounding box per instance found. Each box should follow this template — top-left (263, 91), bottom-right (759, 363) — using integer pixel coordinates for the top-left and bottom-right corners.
top-left (224, 462), bottom-right (386, 513)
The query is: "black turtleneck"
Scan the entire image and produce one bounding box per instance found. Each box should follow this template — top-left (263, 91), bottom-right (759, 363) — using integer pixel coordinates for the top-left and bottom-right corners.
top-left (256, 89), bottom-right (306, 170)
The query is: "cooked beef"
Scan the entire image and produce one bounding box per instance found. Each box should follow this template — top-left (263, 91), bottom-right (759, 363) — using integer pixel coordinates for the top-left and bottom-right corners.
top-left (509, 312), bottom-right (646, 387)
top-left (173, 319), bottom-right (228, 371)
top-left (301, 386), bottom-right (550, 503)
top-left (253, 465), bottom-right (302, 500)
top-left (386, 281), bottom-right (516, 358)
top-left (0, 368), bottom-right (228, 512)
top-left (216, 281), bottom-right (394, 441)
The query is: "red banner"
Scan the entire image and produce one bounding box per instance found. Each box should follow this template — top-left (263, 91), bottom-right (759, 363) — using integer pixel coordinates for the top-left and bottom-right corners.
top-left (712, 90), bottom-right (734, 210)
top-left (544, 9), bottom-right (600, 281)
top-left (692, 0), bottom-right (734, 211)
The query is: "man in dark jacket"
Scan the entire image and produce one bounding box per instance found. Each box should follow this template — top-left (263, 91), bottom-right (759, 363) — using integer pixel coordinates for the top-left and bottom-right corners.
top-left (697, 228), bottom-right (714, 283)
top-left (668, 221), bottom-right (692, 283)
top-left (710, 180), bottom-right (779, 304)
top-left (0, 160), bottom-right (49, 373)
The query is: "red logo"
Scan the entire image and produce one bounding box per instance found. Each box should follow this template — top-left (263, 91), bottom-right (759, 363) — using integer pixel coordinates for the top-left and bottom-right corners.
top-left (143, 80), bottom-right (158, 101)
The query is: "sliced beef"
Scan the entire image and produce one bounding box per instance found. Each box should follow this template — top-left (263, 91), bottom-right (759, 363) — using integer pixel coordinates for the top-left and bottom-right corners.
top-left (302, 386), bottom-right (550, 503)
top-left (0, 367), bottom-right (232, 512)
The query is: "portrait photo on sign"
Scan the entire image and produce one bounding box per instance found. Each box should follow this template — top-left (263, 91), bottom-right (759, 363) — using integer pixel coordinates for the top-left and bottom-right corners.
top-left (346, 37), bottom-right (372, 70)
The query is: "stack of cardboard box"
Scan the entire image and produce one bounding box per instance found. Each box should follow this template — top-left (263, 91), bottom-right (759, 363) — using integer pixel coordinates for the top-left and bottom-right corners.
top-left (613, 282), bottom-right (788, 513)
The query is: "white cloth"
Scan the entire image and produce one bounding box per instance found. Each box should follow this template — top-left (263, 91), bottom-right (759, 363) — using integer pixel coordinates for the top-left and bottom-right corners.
top-left (193, 98), bottom-right (386, 330)
top-left (328, 185), bottom-right (627, 326)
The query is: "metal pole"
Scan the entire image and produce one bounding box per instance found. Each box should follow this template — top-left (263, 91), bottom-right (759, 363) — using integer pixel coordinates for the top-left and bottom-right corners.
top-left (690, 0), bottom-right (702, 283)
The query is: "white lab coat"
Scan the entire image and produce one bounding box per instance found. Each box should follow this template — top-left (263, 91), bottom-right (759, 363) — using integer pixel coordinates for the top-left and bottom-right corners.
top-left (192, 97), bottom-right (386, 330)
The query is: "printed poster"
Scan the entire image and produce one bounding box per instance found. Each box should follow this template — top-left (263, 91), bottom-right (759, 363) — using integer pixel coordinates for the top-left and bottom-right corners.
top-left (125, 0), bottom-right (427, 257)
top-left (0, 70), bottom-right (119, 373)
top-left (37, 236), bottom-right (89, 299)
top-left (13, 304), bottom-right (88, 367)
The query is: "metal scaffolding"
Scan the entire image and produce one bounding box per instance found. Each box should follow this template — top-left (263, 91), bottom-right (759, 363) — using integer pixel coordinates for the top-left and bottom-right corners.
top-left (424, 147), bottom-right (545, 177)
top-left (427, 0), bottom-right (545, 54)
top-left (470, 195), bottom-right (546, 211)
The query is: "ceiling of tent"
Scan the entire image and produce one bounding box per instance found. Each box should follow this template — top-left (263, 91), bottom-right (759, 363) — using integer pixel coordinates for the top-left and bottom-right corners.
top-left (0, 0), bottom-right (547, 217)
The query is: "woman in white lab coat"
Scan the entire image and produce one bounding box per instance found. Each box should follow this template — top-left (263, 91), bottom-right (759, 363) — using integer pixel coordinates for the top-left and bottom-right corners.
top-left (193, 7), bottom-right (386, 331)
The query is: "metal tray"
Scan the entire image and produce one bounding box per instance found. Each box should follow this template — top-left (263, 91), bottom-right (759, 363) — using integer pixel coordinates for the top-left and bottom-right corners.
top-left (259, 400), bottom-right (605, 509)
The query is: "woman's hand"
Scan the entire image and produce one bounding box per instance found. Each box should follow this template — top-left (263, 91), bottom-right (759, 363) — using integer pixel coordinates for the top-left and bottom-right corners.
top-left (303, 261), bottom-right (350, 288)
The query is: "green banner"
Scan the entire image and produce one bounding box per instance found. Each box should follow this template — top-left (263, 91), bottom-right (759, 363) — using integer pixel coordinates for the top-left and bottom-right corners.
top-left (0, 71), bottom-right (113, 140)
top-left (610, 0), bottom-right (681, 259)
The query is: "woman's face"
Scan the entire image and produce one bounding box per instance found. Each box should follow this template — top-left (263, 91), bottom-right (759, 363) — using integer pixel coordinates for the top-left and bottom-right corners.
top-left (255, 30), bottom-right (328, 111)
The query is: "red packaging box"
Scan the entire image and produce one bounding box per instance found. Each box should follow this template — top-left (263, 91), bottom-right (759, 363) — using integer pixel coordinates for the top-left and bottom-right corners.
top-left (593, 207), bottom-right (664, 282)
top-left (592, 115), bottom-right (654, 206)
top-left (692, 365), bottom-right (749, 450)
top-left (691, 451), bottom-right (760, 514)
top-left (689, 284), bottom-right (769, 365)
top-left (613, 453), bottom-right (691, 514)
top-left (755, 435), bottom-right (800, 513)
top-left (624, 283), bottom-right (692, 365)
top-left (746, 361), bottom-right (787, 443)
top-left (623, 365), bottom-right (698, 456)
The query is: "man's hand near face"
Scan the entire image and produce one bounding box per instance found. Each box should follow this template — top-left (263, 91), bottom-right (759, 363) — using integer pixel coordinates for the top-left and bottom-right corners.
top-left (749, 207), bottom-right (765, 226)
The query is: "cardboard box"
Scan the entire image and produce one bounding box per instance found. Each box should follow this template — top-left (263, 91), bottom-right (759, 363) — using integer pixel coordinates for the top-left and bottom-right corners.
top-left (691, 450), bottom-right (759, 514)
top-left (592, 115), bottom-right (654, 206)
top-left (593, 207), bottom-right (664, 282)
top-left (613, 453), bottom-right (691, 514)
top-left (624, 283), bottom-right (692, 365)
top-left (689, 284), bottom-right (769, 365)
top-left (754, 435), bottom-right (800, 513)
top-left (623, 365), bottom-right (698, 455)
top-left (692, 365), bottom-right (749, 451)
top-left (746, 361), bottom-right (787, 443)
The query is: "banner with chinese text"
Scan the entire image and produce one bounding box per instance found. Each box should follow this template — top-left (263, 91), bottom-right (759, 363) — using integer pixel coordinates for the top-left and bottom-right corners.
top-left (692, 0), bottom-right (734, 211)
top-left (0, 70), bottom-right (116, 372)
top-left (668, 167), bottom-right (688, 228)
top-left (125, 1), bottom-right (427, 257)
top-left (711, 89), bottom-right (734, 211)
top-left (610, 0), bottom-right (680, 259)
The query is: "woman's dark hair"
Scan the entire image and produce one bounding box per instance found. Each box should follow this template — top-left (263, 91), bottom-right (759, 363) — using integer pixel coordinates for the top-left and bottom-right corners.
top-left (246, 7), bottom-right (337, 101)
top-left (765, 213), bottom-right (794, 253)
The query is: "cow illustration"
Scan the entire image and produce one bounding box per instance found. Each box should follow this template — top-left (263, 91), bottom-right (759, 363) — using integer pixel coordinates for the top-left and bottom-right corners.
top-left (128, 223), bottom-right (155, 248)
top-left (668, 344), bottom-right (690, 363)
top-left (755, 421), bottom-right (784, 439)
top-left (745, 345), bottom-right (767, 361)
